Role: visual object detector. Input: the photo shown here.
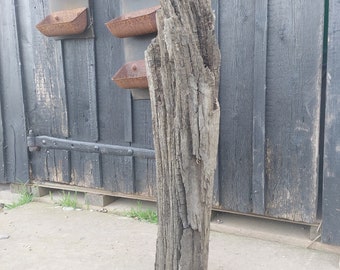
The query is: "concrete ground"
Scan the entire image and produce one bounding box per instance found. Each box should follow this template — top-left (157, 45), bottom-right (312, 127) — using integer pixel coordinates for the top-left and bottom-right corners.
top-left (0, 185), bottom-right (339, 270)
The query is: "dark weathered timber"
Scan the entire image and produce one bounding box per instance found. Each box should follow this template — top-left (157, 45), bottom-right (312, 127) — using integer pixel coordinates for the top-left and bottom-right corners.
top-left (29, 0), bottom-right (68, 137)
top-left (3, 0), bottom-right (338, 242)
top-left (265, 0), bottom-right (324, 223)
top-left (28, 0), bottom-right (70, 184)
top-left (94, 0), bottom-right (135, 191)
top-left (132, 100), bottom-right (154, 150)
top-left (94, 0), bottom-right (129, 147)
top-left (124, 94), bottom-right (133, 143)
top-left (0, 88), bottom-right (4, 183)
top-left (44, 149), bottom-right (71, 183)
top-left (63, 38), bottom-right (100, 187)
top-left (102, 156), bottom-right (134, 193)
top-left (322, 0), bottom-right (340, 245)
top-left (134, 157), bottom-right (156, 197)
top-left (252, 0), bottom-right (268, 215)
top-left (132, 100), bottom-right (155, 196)
top-left (218, 0), bottom-right (255, 213)
top-left (0, 0), bottom-right (29, 183)
top-left (63, 39), bottom-right (98, 141)
top-left (145, 0), bottom-right (221, 268)
top-left (211, 0), bottom-right (220, 207)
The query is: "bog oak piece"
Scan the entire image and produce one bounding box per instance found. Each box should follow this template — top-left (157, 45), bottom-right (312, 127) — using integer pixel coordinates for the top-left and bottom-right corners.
top-left (145, 0), bottom-right (221, 269)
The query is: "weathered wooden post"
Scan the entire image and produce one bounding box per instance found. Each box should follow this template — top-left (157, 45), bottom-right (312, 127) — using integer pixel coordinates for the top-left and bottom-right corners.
top-left (145, 0), bottom-right (221, 269)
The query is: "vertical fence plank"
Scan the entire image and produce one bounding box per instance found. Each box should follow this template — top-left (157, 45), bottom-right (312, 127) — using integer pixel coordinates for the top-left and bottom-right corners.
top-left (322, 0), bottom-right (340, 246)
top-left (122, 0), bottom-right (159, 196)
top-left (218, 0), bottom-right (255, 212)
top-left (0, 1), bottom-right (5, 181)
top-left (94, 0), bottom-right (135, 193)
top-left (132, 100), bottom-right (155, 196)
top-left (28, 0), bottom-right (70, 184)
top-left (211, 0), bottom-right (220, 207)
top-left (265, 0), bottom-right (324, 223)
top-left (252, 0), bottom-right (268, 215)
top-left (124, 94), bottom-right (133, 143)
top-left (0, 0), bottom-right (29, 183)
top-left (0, 94), bottom-right (4, 183)
top-left (30, 0), bottom-right (68, 138)
top-left (63, 39), bottom-right (98, 142)
top-left (63, 36), bottom-right (101, 188)
top-left (95, 0), bottom-right (127, 147)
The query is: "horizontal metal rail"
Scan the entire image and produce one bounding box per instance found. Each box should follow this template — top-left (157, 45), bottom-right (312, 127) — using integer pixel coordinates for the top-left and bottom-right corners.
top-left (27, 134), bottom-right (155, 159)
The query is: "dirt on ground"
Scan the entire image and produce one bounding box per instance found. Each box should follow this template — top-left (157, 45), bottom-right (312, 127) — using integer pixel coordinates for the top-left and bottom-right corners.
top-left (0, 186), bottom-right (339, 270)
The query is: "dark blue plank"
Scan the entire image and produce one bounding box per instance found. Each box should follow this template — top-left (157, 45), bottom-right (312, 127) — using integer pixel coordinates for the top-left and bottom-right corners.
top-left (0, 0), bottom-right (29, 183)
top-left (322, 0), bottom-right (340, 245)
top-left (252, 0), bottom-right (268, 215)
top-left (265, 0), bottom-right (324, 223)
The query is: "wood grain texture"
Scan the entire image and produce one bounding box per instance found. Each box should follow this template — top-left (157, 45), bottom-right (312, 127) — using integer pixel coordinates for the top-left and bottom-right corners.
top-left (63, 37), bottom-right (100, 187)
top-left (63, 39), bottom-right (98, 141)
top-left (132, 100), bottom-right (154, 150)
top-left (265, 0), bottom-right (324, 223)
top-left (211, 0), bottom-right (220, 207)
top-left (28, 0), bottom-right (70, 183)
top-left (146, 0), bottom-right (221, 268)
top-left (0, 0), bottom-right (29, 183)
top-left (218, 0), bottom-right (255, 213)
top-left (93, 0), bottom-right (134, 191)
top-left (132, 100), bottom-right (155, 196)
top-left (0, 86), bottom-right (4, 183)
top-left (94, 0), bottom-right (128, 146)
top-left (252, 0), bottom-right (268, 215)
top-left (31, 149), bottom-right (71, 183)
top-left (1, 0), bottom-right (331, 231)
top-left (134, 157), bottom-right (156, 197)
top-left (322, 0), bottom-right (340, 245)
top-left (29, 0), bottom-right (68, 137)
top-left (102, 156), bottom-right (134, 193)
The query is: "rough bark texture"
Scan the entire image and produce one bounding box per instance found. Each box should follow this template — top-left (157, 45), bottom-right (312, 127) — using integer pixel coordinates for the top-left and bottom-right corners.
top-left (145, 1), bottom-right (221, 269)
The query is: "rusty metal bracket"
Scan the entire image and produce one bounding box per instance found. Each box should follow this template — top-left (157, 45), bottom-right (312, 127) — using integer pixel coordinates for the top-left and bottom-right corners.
top-left (27, 132), bottom-right (155, 159)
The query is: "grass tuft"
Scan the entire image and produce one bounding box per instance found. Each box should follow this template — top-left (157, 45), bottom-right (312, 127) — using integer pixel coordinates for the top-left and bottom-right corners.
top-left (5, 189), bottom-right (33, 209)
top-left (125, 201), bottom-right (158, 224)
top-left (59, 191), bottom-right (78, 209)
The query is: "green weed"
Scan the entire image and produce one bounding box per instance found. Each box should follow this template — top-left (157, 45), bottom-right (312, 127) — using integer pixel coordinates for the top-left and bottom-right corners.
top-left (5, 189), bottom-right (33, 209)
top-left (125, 202), bottom-right (158, 224)
top-left (59, 191), bottom-right (78, 209)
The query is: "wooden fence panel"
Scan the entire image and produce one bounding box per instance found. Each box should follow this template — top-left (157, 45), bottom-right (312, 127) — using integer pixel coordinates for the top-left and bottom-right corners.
top-left (63, 38), bottom-right (101, 188)
top-left (28, 0), bottom-right (70, 184)
top-left (217, 0), bottom-right (324, 223)
top-left (132, 100), bottom-right (155, 196)
top-left (322, 0), bottom-right (340, 245)
top-left (94, 0), bottom-right (135, 193)
top-left (252, 0), bottom-right (268, 215)
top-left (0, 0), bottom-right (29, 183)
top-left (0, 93), bottom-right (4, 183)
top-left (0, 0), bottom-right (330, 229)
top-left (218, 0), bottom-right (256, 213)
top-left (265, 0), bottom-right (324, 223)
